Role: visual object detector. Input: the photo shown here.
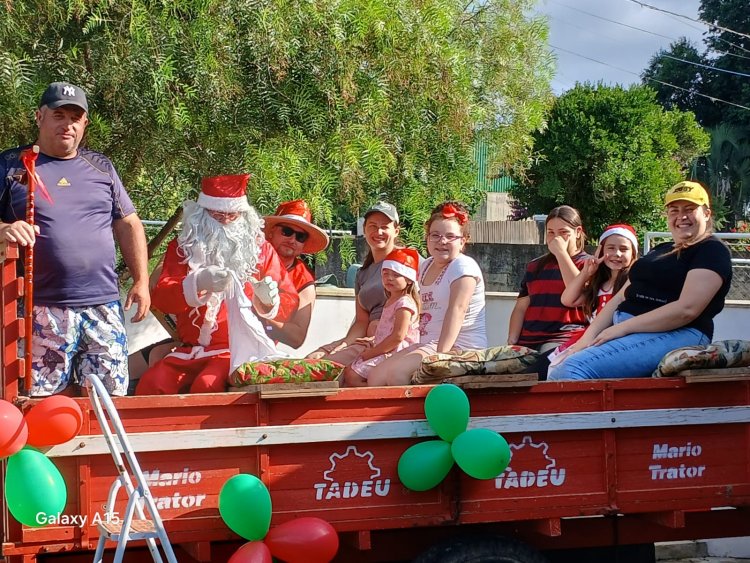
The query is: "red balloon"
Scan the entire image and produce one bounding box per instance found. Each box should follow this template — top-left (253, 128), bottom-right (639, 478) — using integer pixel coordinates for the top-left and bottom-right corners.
top-left (0, 399), bottom-right (27, 459)
top-left (228, 541), bottom-right (272, 563)
top-left (265, 517), bottom-right (339, 563)
top-left (24, 396), bottom-right (83, 447)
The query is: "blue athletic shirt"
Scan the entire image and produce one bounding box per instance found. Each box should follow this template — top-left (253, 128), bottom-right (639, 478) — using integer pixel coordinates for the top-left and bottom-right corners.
top-left (0, 145), bottom-right (136, 307)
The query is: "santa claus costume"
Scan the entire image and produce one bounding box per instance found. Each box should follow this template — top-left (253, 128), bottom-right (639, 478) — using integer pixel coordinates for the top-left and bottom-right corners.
top-left (136, 174), bottom-right (299, 395)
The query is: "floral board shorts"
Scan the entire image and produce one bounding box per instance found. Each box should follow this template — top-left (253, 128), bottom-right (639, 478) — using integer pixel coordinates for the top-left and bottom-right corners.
top-left (29, 301), bottom-right (129, 396)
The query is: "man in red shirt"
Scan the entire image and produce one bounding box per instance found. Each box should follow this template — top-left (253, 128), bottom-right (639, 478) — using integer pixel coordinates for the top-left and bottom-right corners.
top-left (264, 200), bottom-right (329, 348)
top-left (136, 175), bottom-right (299, 394)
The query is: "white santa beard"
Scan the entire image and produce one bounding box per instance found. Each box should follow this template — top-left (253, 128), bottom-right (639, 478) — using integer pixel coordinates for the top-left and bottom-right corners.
top-left (178, 205), bottom-right (264, 282)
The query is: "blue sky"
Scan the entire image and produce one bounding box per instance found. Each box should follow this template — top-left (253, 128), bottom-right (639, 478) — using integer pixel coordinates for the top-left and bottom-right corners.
top-left (535, 0), bottom-right (707, 93)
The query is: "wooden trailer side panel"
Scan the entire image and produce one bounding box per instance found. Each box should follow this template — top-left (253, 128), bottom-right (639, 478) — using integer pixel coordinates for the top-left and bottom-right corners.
top-left (3, 379), bottom-right (750, 559)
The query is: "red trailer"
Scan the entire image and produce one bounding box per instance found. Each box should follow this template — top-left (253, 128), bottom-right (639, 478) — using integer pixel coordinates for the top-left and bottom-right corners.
top-left (2, 243), bottom-right (750, 563)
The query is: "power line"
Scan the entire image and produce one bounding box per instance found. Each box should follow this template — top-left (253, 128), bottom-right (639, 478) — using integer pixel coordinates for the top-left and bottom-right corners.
top-left (658, 11), bottom-right (750, 58)
top-left (550, 44), bottom-right (643, 79)
top-left (620, 1), bottom-right (750, 58)
top-left (646, 76), bottom-right (750, 112)
top-left (661, 54), bottom-right (750, 79)
top-left (549, 0), bottom-right (750, 60)
top-left (626, 0), bottom-right (750, 42)
top-left (549, 44), bottom-right (750, 112)
top-left (547, 0), bottom-right (750, 69)
top-left (662, 12), bottom-right (706, 34)
top-left (550, 0), bottom-right (673, 41)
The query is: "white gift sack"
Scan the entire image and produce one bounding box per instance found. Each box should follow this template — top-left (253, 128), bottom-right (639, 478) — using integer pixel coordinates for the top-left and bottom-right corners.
top-left (226, 274), bottom-right (285, 374)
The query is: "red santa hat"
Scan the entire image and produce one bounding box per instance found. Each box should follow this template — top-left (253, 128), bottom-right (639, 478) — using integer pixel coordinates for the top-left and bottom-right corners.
top-left (197, 174), bottom-right (252, 213)
top-left (382, 247), bottom-right (420, 284)
top-left (263, 199), bottom-right (330, 254)
top-left (599, 223), bottom-right (638, 250)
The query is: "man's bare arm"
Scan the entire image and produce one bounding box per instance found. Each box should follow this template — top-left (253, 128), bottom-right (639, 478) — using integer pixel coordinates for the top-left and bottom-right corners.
top-left (113, 214), bottom-right (150, 322)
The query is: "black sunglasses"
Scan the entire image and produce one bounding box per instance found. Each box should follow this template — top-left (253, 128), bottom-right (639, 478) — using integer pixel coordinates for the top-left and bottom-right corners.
top-left (280, 225), bottom-right (309, 243)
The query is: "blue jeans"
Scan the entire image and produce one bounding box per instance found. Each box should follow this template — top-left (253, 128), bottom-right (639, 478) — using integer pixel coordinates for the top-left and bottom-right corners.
top-left (547, 311), bottom-right (710, 380)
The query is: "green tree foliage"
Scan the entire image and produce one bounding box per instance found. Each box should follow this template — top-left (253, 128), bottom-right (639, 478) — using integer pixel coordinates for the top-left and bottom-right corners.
top-left (640, 0), bottom-right (750, 225)
top-left (641, 38), bottom-right (721, 127)
top-left (0, 0), bottom-right (554, 248)
top-left (510, 83), bottom-right (710, 236)
top-left (699, 0), bottom-right (750, 129)
top-left (641, 0), bottom-right (749, 129)
top-left (692, 124), bottom-right (750, 224)
top-left (642, 0), bottom-right (750, 224)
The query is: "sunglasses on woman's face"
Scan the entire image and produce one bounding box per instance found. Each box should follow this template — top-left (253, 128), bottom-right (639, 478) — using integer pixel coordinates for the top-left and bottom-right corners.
top-left (279, 225), bottom-right (309, 243)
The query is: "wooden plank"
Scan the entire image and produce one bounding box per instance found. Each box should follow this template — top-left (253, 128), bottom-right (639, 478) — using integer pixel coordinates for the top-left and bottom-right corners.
top-left (681, 367), bottom-right (750, 383)
top-left (460, 381), bottom-right (537, 389)
top-left (44, 405), bottom-right (750, 458)
top-left (150, 309), bottom-right (178, 339)
top-left (259, 387), bottom-right (339, 399)
top-left (686, 374), bottom-right (750, 383)
top-left (227, 378), bottom-right (340, 398)
top-left (446, 373), bottom-right (538, 389)
top-left (682, 368), bottom-right (750, 376)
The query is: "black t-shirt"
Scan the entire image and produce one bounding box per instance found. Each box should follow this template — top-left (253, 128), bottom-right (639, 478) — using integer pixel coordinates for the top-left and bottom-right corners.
top-left (618, 237), bottom-right (732, 339)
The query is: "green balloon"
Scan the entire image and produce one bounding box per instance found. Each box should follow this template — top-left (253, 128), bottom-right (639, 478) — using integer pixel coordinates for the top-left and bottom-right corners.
top-left (451, 429), bottom-right (511, 480)
top-left (398, 440), bottom-right (455, 491)
top-left (424, 384), bottom-right (470, 442)
top-left (5, 447), bottom-right (67, 527)
top-left (219, 474), bottom-right (272, 541)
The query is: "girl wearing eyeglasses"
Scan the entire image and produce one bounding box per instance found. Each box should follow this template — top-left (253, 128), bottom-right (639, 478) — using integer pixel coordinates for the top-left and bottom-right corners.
top-left (507, 205), bottom-right (589, 379)
top-left (367, 201), bottom-right (487, 386)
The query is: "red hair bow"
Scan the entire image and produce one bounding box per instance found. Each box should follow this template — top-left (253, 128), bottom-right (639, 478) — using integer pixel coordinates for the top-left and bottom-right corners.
top-left (441, 203), bottom-right (468, 225)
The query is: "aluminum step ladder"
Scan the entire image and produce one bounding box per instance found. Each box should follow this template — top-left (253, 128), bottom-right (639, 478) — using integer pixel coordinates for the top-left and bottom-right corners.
top-left (86, 374), bottom-right (178, 563)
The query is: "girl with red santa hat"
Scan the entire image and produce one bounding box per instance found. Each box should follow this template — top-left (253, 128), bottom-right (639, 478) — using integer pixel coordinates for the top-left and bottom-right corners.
top-left (548, 223), bottom-right (639, 366)
top-left (344, 247), bottom-right (421, 386)
top-left (561, 223), bottom-right (639, 319)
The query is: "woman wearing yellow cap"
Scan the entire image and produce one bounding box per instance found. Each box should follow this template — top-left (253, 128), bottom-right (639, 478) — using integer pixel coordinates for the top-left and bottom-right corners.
top-left (548, 181), bottom-right (733, 380)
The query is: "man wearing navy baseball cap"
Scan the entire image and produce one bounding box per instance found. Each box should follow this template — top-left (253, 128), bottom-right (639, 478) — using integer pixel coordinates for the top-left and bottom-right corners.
top-left (0, 81), bottom-right (150, 397)
top-left (39, 81), bottom-right (90, 113)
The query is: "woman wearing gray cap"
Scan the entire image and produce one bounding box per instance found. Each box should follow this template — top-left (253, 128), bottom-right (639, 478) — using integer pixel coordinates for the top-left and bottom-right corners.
top-left (307, 201), bottom-right (402, 367)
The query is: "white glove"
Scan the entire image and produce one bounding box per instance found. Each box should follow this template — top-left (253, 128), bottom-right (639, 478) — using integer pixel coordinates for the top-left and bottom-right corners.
top-left (196, 266), bottom-right (231, 293)
top-left (251, 276), bottom-right (280, 309)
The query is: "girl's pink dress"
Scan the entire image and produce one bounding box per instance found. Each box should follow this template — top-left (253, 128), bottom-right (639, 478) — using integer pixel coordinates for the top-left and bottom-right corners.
top-left (350, 295), bottom-right (419, 378)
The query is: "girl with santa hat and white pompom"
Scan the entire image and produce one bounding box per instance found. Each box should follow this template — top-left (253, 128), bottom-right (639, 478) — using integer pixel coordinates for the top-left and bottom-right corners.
top-left (547, 224), bottom-right (639, 366)
top-left (561, 223), bottom-right (639, 320)
top-left (344, 247), bottom-right (421, 387)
